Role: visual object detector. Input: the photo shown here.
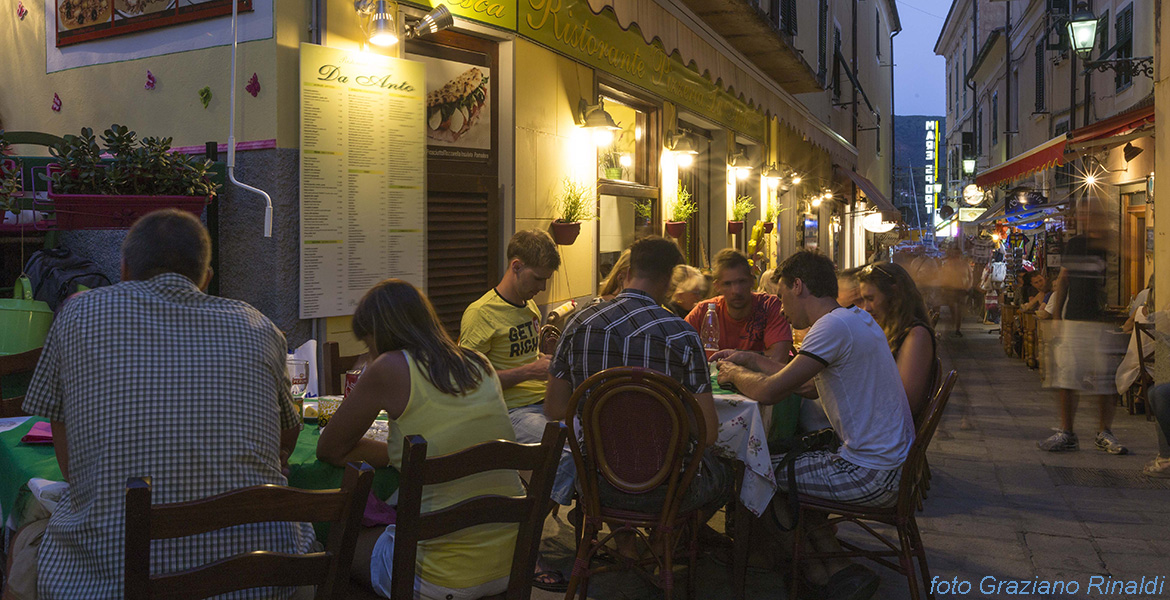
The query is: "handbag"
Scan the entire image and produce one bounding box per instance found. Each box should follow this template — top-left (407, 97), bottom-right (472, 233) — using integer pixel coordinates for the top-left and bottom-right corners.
top-left (769, 427), bottom-right (840, 531)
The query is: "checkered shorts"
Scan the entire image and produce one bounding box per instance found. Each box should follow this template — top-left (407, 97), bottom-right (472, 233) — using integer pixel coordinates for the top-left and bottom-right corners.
top-left (771, 450), bottom-right (900, 508)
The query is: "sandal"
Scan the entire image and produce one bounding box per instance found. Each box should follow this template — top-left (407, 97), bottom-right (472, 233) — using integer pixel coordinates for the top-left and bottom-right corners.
top-left (532, 568), bottom-right (569, 592)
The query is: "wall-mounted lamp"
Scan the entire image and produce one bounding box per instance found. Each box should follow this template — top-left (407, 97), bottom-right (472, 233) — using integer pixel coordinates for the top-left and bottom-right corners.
top-left (1066, 2), bottom-right (1098, 60)
top-left (1123, 142), bottom-right (1144, 163)
top-left (406, 5), bottom-right (453, 39)
top-left (577, 99), bottom-right (621, 146)
top-left (962, 157), bottom-right (976, 175)
top-left (729, 150), bottom-right (752, 180)
top-left (666, 131), bottom-right (698, 168)
top-left (862, 211), bottom-right (897, 233)
top-left (355, 0), bottom-right (399, 46)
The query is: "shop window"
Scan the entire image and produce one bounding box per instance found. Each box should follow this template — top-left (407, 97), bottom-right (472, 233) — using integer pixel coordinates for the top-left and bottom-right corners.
top-left (599, 194), bottom-right (658, 281)
top-left (55, 0), bottom-right (251, 47)
top-left (596, 96), bottom-right (654, 185)
top-left (1115, 4), bottom-right (1133, 91)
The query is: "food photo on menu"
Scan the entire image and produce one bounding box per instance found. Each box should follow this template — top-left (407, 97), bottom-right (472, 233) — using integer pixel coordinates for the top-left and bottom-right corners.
top-left (411, 53), bottom-right (493, 161)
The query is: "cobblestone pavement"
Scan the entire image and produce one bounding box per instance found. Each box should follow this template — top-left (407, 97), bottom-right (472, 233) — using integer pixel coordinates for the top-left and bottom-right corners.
top-left (532, 320), bottom-right (1169, 599)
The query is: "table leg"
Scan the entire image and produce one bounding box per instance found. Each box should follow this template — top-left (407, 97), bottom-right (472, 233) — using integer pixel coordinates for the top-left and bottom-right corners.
top-left (732, 463), bottom-right (750, 600)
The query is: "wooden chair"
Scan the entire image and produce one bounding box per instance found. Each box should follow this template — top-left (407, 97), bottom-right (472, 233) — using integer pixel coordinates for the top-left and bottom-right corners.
top-left (790, 371), bottom-right (958, 600)
top-left (321, 341), bottom-right (362, 396)
top-left (0, 348), bottom-right (42, 418)
top-left (124, 462), bottom-right (374, 600)
top-left (392, 421), bottom-right (567, 600)
top-left (1132, 323), bottom-right (1157, 420)
top-left (563, 367), bottom-right (710, 600)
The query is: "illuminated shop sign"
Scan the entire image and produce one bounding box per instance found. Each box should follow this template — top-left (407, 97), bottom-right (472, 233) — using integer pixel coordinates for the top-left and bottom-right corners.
top-left (924, 120), bottom-right (940, 214)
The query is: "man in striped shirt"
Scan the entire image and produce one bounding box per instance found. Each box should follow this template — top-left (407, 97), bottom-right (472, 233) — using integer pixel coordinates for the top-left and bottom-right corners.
top-left (545, 236), bottom-right (728, 513)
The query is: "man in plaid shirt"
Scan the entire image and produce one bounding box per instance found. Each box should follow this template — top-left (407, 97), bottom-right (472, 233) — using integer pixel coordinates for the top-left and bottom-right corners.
top-left (17, 210), bottom-right (314, 600)
top-left (544, 236), bottom-right (728, 514)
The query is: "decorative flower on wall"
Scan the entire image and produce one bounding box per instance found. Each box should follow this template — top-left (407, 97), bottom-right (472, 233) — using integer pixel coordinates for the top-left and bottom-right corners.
top-left (51, 93), bottom-right (62, 112)
top-left (145, 71), bottom-right (156, 91)
top-left (246, 73), bottom-right (261, 97)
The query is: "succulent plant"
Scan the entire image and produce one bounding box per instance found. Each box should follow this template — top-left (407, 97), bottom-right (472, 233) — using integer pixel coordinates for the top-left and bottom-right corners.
top-left (48, 124), bottom-right (217, 198)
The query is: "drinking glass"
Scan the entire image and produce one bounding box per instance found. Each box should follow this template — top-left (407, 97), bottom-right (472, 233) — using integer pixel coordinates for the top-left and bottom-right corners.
top-left (286, 357), bottom-right (309, 397)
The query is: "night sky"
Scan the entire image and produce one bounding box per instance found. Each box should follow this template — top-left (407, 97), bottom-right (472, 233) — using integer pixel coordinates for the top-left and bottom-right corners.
top-left (893, 1), bottom-right (948, 116)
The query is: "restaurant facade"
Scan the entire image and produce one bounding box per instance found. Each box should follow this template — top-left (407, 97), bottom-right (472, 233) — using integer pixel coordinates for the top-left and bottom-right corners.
top-left (0, 0), bottom-right (899, 353)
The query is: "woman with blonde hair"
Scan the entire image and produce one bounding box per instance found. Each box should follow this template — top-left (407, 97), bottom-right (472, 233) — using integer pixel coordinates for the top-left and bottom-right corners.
top-left (667, 264), bottom-right (708, 318)
top-left (857, 262), bottom-right (938, 416)
top-left (597, 249), bottom-right (631, 300)
top-left (317, 279), bottom-right (524, 599)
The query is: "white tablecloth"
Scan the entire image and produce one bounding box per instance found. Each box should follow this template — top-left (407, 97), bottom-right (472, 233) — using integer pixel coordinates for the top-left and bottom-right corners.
top-left (712, 395), bottom-right (777, 517)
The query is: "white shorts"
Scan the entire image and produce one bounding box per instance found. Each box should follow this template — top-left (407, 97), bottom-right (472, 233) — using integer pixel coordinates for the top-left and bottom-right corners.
top-left (1044, 320), bottom-right (1127, 395)
top-left (369, 525), bottom-right (510, 600)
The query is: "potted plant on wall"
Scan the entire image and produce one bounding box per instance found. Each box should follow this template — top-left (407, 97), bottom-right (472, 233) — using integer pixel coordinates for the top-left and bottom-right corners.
top-left (633, 198), bottom-right (652, 227)
top-left (729, 194), bottom-right (755, 235)
top-left (0, 133), bottom-right (23, 219)
top-left (761, 204), bottom-right (776, 234)
top-left (665, 185), bottom-right (697, 238)
top-left (550, 176), bottom-right (593, 245)
top-left (43, 124), bottom-right (217, 230)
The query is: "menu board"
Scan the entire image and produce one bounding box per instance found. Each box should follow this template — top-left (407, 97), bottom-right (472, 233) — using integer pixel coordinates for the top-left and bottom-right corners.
top-left (299, 43), bottom-right (426, 319)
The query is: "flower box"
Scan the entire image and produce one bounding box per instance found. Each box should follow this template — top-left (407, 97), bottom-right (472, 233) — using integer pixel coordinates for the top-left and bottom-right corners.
top-left (38, 164), bottom-right (210, 230)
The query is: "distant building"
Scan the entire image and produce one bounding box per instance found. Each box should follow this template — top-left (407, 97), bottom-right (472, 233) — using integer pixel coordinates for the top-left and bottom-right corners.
top-left (894, 115), bottom-right (948, 231)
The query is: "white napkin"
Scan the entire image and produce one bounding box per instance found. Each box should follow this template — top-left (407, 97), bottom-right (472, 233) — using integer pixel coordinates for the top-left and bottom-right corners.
top-left (290, 340), bottom-right (319, 397)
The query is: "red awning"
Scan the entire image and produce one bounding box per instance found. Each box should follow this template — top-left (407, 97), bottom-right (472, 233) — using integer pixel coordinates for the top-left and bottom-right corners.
top-left (974, 136), bottom-right (1066, 189)
top-left (1067, 104), bottom-right (1155, 150)
top-left (835, 166), bottom-right (900, 220)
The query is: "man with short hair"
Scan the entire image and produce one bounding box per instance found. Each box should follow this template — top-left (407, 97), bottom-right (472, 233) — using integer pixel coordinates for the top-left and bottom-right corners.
top-left (19, 209), bottom-right (314, 600)
top-left (545, 236), bottom-right (728, 512)
top-left (715, 250), bottom-right (914, 599)
top-left (460, 229), bottom-right (561, 440)
top-left (685, 248), bottom-right (793, 361)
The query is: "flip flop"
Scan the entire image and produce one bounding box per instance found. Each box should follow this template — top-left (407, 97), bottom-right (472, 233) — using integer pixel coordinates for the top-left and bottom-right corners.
top-left (532, 568), bottom-right (569, 592)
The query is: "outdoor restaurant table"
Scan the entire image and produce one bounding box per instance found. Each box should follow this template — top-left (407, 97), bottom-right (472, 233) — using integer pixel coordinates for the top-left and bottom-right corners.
top-left (709, 378), bottom-right (778, 518)
top-left (0, 416), bottom-right (398, 535)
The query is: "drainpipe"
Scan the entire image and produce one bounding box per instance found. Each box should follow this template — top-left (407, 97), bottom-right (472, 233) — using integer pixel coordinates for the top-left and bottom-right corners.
top-left (891, 27), bottom-right (899, 217)
top-left (1004, 0), bottom-right (1012, 158)
top-left (850, 0), bottom-right (859, 265)
top-left (228, 0), bottom-right (274, 237)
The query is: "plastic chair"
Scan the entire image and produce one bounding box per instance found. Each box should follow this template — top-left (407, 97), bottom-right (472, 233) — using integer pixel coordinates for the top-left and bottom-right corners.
top-left (0, 348), bottom-right (41, 418)
top-left (563, 367), bottom-right (711, 600)
top-left (392, 421), bottom-right (567, 600)
top-left (790, 371), bottom-right (958, 600)
top-left (124, 462), bottom-right (374, 600)
top-left (321, 341), bottom-right (362, 396)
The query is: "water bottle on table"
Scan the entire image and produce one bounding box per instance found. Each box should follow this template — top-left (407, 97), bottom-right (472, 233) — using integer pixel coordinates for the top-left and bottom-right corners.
top-left (700, 303), bottom-right (721, 360)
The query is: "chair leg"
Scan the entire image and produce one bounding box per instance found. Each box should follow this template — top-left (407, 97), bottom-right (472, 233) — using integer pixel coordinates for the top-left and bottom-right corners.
top-left (910, 519), bottom-right (933, 599)
top-left (898, 524), bottom-right (922, 600)
top-left (687, 514), bottom-right (699, 600)
top-left (564, 524), bottom-right (597, 600)
top-left (661, 526), bottom-right (674, 600)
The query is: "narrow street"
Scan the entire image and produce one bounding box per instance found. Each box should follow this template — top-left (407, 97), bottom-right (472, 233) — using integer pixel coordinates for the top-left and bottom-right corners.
top-left (534, 321), bottom-right (1170, 599)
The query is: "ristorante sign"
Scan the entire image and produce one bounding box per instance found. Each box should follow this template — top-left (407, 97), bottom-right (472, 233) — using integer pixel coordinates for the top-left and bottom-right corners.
top-left (519, 0), bottom-right (766, 135)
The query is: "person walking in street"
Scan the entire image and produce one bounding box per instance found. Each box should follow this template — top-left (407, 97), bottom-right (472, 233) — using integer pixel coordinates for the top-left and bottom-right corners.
top-left (1038, 205), bottom-right (1129, 455)
top-left (939, 246), bottom-right (971, 336)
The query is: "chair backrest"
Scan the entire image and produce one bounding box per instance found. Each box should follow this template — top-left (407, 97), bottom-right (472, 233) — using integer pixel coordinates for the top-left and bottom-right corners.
top-left (897, 370), bottom-right (958, 516)
top-left (124, 462), bottom-right (374, 600)
top-left (566, 367), bottom-right (708, 523)
top-left (392, 421), bottom-right (568, 600)
top-left (1135, 323), bottom-right (1155, 379)
top-left (0, 348), bottom-right (42, 418)
top-left (321, 341), bottom-right (362, 396)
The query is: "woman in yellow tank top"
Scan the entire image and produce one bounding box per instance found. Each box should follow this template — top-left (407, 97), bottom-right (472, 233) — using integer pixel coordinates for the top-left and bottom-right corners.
top-left (318, 279), bottom-right (524, 599)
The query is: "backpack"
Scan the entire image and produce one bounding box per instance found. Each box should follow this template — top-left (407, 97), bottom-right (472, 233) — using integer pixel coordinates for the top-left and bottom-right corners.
top-left (24, 248), bottom-right (112, 311)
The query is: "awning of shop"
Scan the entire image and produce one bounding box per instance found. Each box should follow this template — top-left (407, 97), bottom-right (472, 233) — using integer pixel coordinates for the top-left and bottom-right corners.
top-left (1067, 104), bottom-right (1155, 151)
top-left (974, 136), bottom-right (1067, 189)
top-left (971, 198), bottom-right (1006, 226)
top-left (835, 166), bottom-right (900, 220)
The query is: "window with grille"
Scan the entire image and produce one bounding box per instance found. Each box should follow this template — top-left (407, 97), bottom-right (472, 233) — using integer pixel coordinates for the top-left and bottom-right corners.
top-left (1034, 42), bottom-right (1046, 112)
top-left (1054, 121), bottom-right (1073, 187)
top-left (991, 92), bottom-right (999, 147)
top-left (1116, 4), bottom-right (1133, 91)
top-left (818, 0), bottom-right (828, 80)
top-left (1097, 9), bottom-right (1110, 55)
top-left (1047, 0), bottom-right (1069, 13)
top-left (962, 42), bottom-right (968, 110)
top-left (876, 11), bottom-right (882, 58)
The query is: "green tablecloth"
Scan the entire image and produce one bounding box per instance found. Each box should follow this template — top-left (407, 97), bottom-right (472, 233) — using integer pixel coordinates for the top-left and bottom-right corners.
top-left (0, 417), bottom-right (398, 534)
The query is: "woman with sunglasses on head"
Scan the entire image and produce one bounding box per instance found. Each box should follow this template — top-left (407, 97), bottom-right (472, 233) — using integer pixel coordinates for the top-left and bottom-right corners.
top-left (317, 279), bottom-right (524, 599)
top-left (857, 262), bottom-right (939, 418)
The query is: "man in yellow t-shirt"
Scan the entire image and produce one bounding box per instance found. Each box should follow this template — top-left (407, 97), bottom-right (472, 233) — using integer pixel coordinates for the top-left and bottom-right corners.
top-left (460, 229), bottom-right (560, 438)
top-left (459, 229), bottom-right (571, 592)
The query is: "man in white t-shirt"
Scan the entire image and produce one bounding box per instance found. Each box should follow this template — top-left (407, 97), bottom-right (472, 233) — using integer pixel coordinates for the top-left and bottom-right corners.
top-left (714, 250), bottom-right (914, 600)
